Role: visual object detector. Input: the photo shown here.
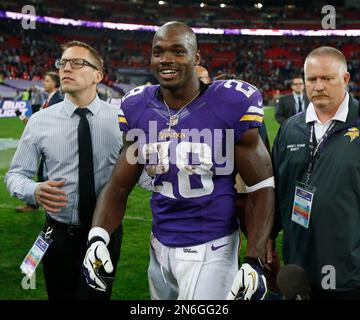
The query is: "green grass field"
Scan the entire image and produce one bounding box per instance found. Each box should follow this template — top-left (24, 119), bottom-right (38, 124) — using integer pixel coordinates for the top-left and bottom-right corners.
top-left (0, 107), bottom-right (280, 300)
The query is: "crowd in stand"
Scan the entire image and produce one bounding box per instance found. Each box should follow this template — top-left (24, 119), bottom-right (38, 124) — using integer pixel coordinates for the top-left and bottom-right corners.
top-left (0, 1), bottom-right (359, 102)
top-left (2, 0), bottom-right (359, 29)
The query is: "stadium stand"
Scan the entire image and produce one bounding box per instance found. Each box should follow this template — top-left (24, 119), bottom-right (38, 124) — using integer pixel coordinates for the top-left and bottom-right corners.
top-left (0, 1), bottom-right (359, 103)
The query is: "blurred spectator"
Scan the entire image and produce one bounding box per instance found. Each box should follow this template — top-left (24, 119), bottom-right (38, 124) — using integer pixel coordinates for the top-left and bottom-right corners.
top-left (30, 85), bottom-right (42, 113)
top-left (21, 89), bottom-right (30, 101)
top-left (195, 65), bottom-right (211, 84)
top-left (275, 76), bottom-right (310, 125)
top-left (41, 71), bottom-right (62, 109)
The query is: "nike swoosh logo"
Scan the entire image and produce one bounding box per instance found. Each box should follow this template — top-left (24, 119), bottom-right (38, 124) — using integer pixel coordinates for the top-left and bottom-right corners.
top-left (211, 243), bottom-right (228, 251)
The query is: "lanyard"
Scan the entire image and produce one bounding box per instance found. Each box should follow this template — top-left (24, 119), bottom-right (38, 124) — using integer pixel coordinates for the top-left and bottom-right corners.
top-left (305, 120), bottom-right (337, 183)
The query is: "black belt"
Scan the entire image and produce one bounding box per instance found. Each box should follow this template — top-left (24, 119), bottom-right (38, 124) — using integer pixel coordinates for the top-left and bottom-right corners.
top-left (45, 215), bottom-right (88, 236)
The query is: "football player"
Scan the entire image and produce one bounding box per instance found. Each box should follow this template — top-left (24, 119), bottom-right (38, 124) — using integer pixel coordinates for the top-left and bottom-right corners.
top-left (82, 21), bottom-right (274, 300)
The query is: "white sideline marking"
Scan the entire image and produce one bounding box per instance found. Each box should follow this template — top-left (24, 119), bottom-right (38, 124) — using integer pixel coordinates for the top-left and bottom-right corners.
top-left (0, 204), bottom-right (17, 209)
top-left (0, 138), bottom-right (18, 151)
top-left (0, 203), bottom-right (152, 221)
top-left (125, 215), bottom-right (151, 222)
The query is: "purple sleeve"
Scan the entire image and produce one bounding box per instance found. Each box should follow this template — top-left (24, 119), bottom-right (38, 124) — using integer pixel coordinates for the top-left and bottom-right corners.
top-left (118, 105), bottom-right (129, 134)
top-left (233, 88), bottom-right (264, 142)
top-left (117, 85), bottom-right (150, 134)
top-left (211, 80), bottom-right (264, 142)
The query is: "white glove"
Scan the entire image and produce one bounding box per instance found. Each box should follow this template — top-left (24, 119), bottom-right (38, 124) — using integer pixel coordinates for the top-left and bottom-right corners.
top-left (82, 231), bottom-right (114, 292)
top-left (227, 256), bottom-right (267, 300)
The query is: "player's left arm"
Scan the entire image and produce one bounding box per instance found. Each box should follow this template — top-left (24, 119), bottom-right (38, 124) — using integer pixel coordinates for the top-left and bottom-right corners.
top-left (227, 127), bottom-right (274, 300)
top-left (235, 128), bottom-right (274, 258)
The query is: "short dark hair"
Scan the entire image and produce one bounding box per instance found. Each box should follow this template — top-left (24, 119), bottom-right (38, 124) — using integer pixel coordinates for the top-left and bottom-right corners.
top-left (305, 46), bottom-right (347, 74)
top-left (45, 71), bottom-right (60, 87)
top-left (61, 40), bottom-right (104, 72)
top-left (291, 76), bottom-right (304, 85)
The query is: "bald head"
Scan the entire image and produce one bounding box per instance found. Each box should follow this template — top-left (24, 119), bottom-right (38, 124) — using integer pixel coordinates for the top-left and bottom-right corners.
top-left (154, 21), bottom-right (198, 53)
top-left (151, 21), bottom-right (201, 91)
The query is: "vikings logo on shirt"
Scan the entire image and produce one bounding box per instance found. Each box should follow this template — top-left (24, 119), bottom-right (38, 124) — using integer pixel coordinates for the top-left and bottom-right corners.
top-left (344, 127), bottom-right (359, 142)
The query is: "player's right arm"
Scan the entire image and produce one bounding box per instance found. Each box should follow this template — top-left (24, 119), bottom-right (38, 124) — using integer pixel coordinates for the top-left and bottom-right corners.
top-left (82, 84), bottom-right (149, 291)
top-left (90, 86), bottom-right (147, 234)
top-left (82, 134), bottom-right (143, 291)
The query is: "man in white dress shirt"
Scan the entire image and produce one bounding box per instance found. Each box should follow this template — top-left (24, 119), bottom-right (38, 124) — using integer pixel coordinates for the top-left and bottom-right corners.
top-left (6, 41), bottom-right (122, 300)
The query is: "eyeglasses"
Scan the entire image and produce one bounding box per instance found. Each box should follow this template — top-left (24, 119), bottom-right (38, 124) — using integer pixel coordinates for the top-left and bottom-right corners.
top-left (55, 58), bottom-right (99, 70)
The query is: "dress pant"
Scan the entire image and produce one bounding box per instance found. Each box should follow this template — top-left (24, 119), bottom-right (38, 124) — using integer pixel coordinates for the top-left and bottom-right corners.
top-left (42, 215), bottom-right (122, 300)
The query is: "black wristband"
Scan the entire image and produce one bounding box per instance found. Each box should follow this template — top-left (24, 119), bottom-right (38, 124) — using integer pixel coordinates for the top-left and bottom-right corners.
top-left (244, 256), bottom-right (264, 270)
top-left (87, 236), bottom-right (106, 247)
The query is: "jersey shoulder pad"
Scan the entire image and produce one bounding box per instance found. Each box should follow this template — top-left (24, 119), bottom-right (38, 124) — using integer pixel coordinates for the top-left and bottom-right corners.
top-left (119, 85), bottom-right (157, 129)
top-left (120, 84), bottom-right (155, 111)
top-left (209, 79), bottom-right (264, 124)
top-left (210, 79), bottom-right (262, 104)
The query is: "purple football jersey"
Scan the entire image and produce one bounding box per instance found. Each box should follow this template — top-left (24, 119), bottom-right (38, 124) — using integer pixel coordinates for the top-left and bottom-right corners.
top-left (119, 80), bottom-right (264, 247)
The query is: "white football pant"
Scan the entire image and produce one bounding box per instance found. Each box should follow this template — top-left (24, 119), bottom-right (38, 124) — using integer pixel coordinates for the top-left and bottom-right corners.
top-left (148, 231), bottom-right (239, 300)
